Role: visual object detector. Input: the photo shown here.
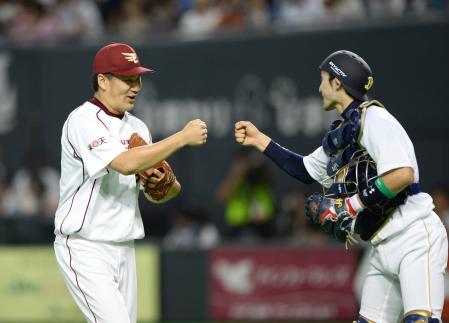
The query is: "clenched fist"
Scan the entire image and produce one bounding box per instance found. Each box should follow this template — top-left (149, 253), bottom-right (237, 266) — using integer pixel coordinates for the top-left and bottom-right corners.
top-left (234, 121), bottom-right (271, 151)
top-left (181, 119), bottom-right (207, 146)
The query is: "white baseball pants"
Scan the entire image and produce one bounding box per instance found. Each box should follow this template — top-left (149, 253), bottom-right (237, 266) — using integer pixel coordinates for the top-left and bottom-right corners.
top-left (360, 212), bottom-right (448, 323)
top-left (54, 235), bottom-right (137, 323)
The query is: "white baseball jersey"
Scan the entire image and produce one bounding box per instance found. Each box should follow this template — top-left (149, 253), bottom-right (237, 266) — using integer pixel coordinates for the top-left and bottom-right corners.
top-left (54, 98), bottom-right (152, 323)
top-left (54, 98), bottom-right (151, 242)
top-left (304, 104), bottom-right (448, 321)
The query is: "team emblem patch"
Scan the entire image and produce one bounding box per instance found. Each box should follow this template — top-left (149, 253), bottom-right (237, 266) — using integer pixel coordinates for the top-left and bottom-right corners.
top-left (364, 76), bottom-right (374, 90)
top-left (88, 137), bottom-right (107, 151)
top-left (122, 52), bottom-right (138, 63)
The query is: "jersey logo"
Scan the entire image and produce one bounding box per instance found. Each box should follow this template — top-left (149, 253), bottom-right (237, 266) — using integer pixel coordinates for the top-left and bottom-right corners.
top-left (88, 137), bottom-right (107, 151)
top-left (122, 52), bottom-right (138, 64)
top-left (364, 76), bottom-right (374, 90)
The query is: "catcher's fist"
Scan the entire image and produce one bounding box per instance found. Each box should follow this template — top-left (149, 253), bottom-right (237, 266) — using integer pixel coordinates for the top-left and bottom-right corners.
top-left (234, 121), bottom-right (271, 151)
top-left (234, 121), bottom-right (259, 146)
top-left (181, 119), bottom-right (207, 146)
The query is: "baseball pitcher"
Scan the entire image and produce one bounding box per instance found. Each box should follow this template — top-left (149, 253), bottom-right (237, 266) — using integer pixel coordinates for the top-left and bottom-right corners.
top-left (54, 43), bottom-right (207, 323)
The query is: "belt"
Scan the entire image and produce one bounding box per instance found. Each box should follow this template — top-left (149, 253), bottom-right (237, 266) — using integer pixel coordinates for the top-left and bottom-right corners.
top-left (409, 183), bottom-right (421, 195)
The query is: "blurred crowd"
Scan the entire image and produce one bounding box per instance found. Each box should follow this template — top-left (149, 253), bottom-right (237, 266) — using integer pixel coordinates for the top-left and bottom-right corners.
top-left (0, 148), bottom-right (59, 220)
top-left (0, 0), bottom-right (448, 44)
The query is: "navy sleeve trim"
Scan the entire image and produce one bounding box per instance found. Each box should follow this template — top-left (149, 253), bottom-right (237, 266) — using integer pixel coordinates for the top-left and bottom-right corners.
top-left (263, 140), bottom-right (315, 184)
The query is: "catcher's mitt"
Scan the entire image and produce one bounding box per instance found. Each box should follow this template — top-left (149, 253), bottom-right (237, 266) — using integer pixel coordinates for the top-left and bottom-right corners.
top-left (128, 133), bottom-right (176, 201)
top-left (305, 193), bottom-right (356, 244)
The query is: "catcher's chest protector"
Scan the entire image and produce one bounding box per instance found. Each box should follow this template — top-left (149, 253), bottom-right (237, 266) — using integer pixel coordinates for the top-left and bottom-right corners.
top-left (322, 100), bottom-right (410, 241)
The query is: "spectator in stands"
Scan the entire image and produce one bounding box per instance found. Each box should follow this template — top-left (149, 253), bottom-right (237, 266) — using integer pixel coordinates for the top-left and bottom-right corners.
top-left (216, 151), bottom-right (276, 240)
top-left (148, 0), bottom-right (179, 33)
top-left (115, 0), bottom-right (150, 40)
top-left (244, 0), bottom-right (271, 29)
top-left (364, 0), bottom-right (409, 18)
top-left (163, 204), bottom-right (220, 249)
top-left (52, 0), bottom-right (103, 40)
top-left (277, 189), bottom-right (333, 246)
top-left (0, 0), bottom-right (20, 40)
top-left (163, 206), bottom-right (197, 248)
top-left (323, 0), bottom-right (366, 22)
top-left (276, 0), bottom-right (325, 26)
top-left (1, 0), bottom-right (448, 42)
top-left (195, 206), bottom-right (221, 249)
top-left (8, 0), bottom-right (60, 43)
top-left (5, 149), bottom-right (59, 217)
top-left (215, 0), bottom-right (244, 30)
top-left (178, 0), bottom-right (221, 37)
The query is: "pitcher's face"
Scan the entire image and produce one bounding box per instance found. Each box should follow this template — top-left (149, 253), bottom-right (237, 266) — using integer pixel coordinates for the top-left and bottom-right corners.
top-left (103, 74), bottom-right (142, 114)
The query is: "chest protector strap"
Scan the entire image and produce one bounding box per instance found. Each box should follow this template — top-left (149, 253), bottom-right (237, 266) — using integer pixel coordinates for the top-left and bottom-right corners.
top-left (324, 100), bottom-right (385, 178)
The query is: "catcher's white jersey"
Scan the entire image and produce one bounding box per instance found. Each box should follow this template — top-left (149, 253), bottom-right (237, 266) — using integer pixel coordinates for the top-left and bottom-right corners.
top-left (304, 104), bottom-right (448, 321)
top-left (303, 105), bottom-right (434, 243)
top-left (54, 98), bottom-right (151, 242)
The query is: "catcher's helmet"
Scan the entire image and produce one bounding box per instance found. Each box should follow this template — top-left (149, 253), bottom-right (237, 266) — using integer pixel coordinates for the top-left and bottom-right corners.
top-left (319, 50), bottom-right (373, 100)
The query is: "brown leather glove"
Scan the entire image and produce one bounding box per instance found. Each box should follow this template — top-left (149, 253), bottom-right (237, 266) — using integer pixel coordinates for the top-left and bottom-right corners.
top-left (128, 133), bottom-right (176, 201)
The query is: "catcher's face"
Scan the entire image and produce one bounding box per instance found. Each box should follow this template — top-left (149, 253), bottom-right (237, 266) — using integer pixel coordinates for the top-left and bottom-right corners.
top-left (319, 71), bottom-right (338, 111)
top-left (102, 73), bottom-right (142, 114)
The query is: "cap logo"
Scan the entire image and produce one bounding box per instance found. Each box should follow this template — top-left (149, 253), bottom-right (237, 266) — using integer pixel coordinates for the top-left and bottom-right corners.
top-left (329, 61), bottom-right (347, 77)
top-left (122, 52), bottom-right (138, 64)
top-left (364, 76), bottom-right (374, 90)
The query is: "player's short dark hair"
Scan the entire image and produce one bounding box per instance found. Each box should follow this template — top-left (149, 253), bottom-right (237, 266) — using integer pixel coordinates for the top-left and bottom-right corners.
top-left (92, 73), bottom-right (112, 92)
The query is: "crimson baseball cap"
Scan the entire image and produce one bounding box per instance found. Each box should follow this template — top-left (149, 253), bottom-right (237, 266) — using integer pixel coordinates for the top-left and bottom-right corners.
top-left (92, 43), bottom-right (154, 76)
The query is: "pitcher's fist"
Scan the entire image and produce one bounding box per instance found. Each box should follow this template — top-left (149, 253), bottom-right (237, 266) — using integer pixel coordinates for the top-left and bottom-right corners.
top-left (182, 119), bottom-right (207, 146)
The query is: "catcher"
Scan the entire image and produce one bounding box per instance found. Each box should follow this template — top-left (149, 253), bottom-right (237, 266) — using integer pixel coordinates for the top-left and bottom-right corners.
top-left (54, 43), bottom-right (207, 323)
top-left (234, 50), bottom-right (447, 323)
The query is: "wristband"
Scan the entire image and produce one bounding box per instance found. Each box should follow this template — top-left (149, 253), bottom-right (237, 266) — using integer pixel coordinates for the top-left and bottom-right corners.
top-left (374, 177), bottom-right (397, 199)
top-left (347, 194), bottom-right (365, 214)
top-left (358, 177), bottom-right (396, 208)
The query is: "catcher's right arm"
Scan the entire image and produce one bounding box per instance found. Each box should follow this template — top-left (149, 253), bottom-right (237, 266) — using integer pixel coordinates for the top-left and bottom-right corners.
top-left (128, 132), bottom-right (180, 202)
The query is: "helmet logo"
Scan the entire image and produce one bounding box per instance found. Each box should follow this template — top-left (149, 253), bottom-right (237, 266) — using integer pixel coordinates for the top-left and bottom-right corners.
top-left (329, 61), bottom-right (347, 77)
top-left (364, 76), bottom-right (373, 90)
top-left (122, 52), bottom-right (138, 64)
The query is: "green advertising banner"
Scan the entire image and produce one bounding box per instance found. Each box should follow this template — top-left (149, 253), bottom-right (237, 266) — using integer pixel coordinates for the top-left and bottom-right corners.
top-left (0, 244), bottom-right (159, 323)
